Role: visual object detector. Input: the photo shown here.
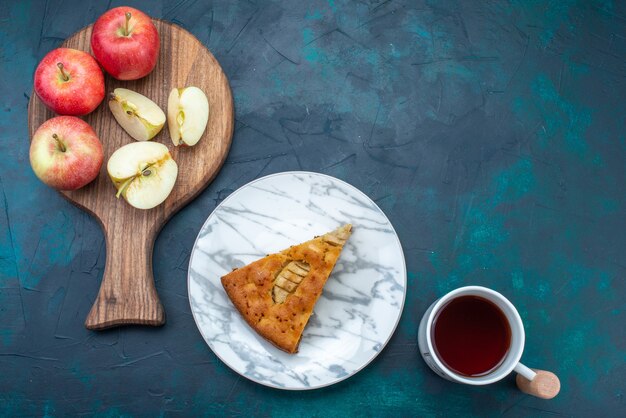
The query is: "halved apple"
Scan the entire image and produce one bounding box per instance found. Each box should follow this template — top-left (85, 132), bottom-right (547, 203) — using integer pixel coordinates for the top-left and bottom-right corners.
top-left (167, 86), bottom-right (209, 146)
top-left (107, 142), bottom-right (178, 209)
top-left (109, 88), bottom-right (166, 141)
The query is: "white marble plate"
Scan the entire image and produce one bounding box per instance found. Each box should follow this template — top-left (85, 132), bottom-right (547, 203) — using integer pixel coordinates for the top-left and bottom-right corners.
top-left (188, 171), bottom-right (406, 390)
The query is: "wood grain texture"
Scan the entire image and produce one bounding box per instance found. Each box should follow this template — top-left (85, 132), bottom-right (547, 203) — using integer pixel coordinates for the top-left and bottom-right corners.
top-left (27, 20), bottom-right (234, 330)
top-left (516, 370), bottom-right (561, 400)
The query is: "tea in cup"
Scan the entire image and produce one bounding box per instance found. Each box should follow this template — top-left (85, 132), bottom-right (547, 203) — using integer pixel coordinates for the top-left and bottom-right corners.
top-left (418, 286), bottom-right (559, 398)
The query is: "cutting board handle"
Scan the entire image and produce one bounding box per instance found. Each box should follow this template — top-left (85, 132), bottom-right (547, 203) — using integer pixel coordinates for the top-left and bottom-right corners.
top-left (85, 223), bottom-right (165, 330)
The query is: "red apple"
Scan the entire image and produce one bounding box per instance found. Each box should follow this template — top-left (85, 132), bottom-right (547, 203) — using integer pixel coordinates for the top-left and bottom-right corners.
top-left (91, 6), bottom-right (160, 80)
top-left (34, 48), bottom-right (105, 116)
top-left (30, 116), bottom-right (104, 191)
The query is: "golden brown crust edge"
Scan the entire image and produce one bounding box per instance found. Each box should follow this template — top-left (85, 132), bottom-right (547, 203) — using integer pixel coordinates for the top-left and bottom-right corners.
top-left (221, 254), bottom-right (303, 353)
top-left (220, 224), bottom-right (352, 354)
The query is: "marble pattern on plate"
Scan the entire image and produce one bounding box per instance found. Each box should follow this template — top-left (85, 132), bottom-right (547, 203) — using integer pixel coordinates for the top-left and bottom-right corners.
top-left (188, 172), bottom-right (406, 389)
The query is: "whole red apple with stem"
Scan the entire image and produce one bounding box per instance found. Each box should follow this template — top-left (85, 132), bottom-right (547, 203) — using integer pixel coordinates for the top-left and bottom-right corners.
top-left (91, 6), bottom-right (160, 80)
top-left (30, 116), bottom-right (104, 191)
top-left (34, 48), bottom-right (105, 115)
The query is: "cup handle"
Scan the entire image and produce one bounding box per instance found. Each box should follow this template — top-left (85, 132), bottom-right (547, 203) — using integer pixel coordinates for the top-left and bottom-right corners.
top-left (514, 363), bottom-right (537, 381)
top-left (514, 363), bottom-right (560, 399)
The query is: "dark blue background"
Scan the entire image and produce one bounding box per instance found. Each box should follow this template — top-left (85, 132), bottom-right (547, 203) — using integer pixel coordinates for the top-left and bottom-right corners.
top-left (1, 0), bottom-right (625, 416)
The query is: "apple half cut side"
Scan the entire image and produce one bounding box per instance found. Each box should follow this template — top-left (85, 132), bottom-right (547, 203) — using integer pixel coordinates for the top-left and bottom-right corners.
top-left (109, 88), bottom-right (166, 141)
top-left (167, 86), bottom-right (209, 146)
top-left (107, 142), bottom-right (178, 209)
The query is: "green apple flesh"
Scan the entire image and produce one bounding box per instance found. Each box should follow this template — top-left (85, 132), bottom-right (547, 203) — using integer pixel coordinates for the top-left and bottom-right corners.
top-left (107, 142), bottom-right (178, 209)
top-left (167, 86), bottom-right (209, 146)
top-left (109, 88), bottom-right (165, 141)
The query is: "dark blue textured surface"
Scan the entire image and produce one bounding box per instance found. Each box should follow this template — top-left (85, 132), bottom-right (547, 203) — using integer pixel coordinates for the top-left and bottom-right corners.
top-left (1, 0), bottom-right (625, 416)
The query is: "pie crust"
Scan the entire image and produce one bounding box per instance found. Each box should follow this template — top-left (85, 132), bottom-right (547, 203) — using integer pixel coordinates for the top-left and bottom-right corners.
top-left (221, 224), bottom-right (353, 353)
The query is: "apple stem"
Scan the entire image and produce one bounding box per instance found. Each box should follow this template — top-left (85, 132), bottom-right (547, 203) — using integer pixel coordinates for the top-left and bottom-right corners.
top-left (52, 134), bottom-right (66, 152)
top-left (116, 177), bottom-right (134, 199)
top-left (57, 63), bottom-right (69, 82)
top-left (124, 12), bottom-right (132, 36)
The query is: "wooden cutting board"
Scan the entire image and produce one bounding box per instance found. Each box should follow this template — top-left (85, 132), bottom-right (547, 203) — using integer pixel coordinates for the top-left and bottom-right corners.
top-left (27, 20), bottom-right (234, 330)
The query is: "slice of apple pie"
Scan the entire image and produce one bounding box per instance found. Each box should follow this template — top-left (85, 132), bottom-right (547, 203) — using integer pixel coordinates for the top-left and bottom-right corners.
top-left (221, 224), bottom-right (352, 353)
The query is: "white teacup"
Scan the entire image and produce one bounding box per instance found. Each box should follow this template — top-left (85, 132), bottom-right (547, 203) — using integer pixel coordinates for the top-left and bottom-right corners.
top-left (418, 286), bottom-right (537, 385)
